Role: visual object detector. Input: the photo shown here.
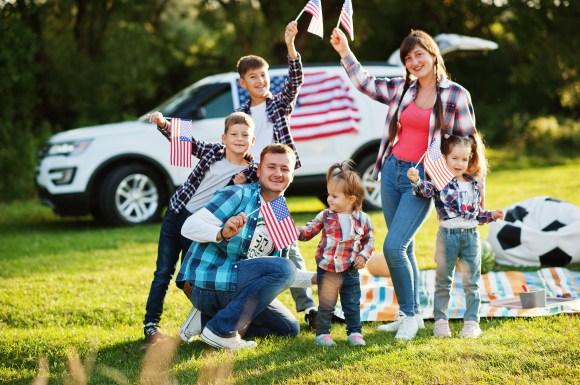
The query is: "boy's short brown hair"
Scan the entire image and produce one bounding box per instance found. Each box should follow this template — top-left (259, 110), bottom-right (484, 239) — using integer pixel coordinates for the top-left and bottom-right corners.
top-left (224, 112), bottom-right (254, 134)
top-left (236, 55), bottom-right (269, 77)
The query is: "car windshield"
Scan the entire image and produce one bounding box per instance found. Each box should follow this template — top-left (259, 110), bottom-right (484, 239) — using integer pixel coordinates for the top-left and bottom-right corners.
top-left (138, 83), bottom-right (215, 121)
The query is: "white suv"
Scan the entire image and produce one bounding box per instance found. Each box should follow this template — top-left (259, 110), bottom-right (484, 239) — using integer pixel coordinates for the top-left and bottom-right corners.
top-left (36, 34), bottom-right (497, 225)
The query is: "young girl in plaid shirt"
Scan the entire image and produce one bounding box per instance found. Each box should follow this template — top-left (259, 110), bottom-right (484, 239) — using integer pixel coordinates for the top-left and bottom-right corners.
top-left (408, 134), bottom-right (504, 338)
top-left (296, 161), bottom-right (375, 346)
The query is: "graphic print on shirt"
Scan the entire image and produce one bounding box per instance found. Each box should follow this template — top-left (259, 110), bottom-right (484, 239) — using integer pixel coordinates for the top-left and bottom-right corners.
top-left (246, 215), bottom-right (276, 259)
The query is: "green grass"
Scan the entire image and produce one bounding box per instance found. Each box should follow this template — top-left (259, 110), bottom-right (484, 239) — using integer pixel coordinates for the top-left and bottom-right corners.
top-left (1, 161), bottom-right (580, 384)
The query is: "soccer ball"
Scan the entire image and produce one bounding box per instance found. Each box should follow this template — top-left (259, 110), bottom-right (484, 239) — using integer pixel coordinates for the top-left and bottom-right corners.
top-left (487, 196), bottom-right (580, 267)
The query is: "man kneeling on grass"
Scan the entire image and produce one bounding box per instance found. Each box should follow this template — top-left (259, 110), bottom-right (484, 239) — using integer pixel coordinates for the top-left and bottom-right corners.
top-left (176, 144), bottom-right (304, 350)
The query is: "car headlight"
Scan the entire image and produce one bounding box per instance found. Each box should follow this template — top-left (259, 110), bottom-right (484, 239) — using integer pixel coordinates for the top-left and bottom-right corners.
top-left (45, 140), bottom-right (92, 157)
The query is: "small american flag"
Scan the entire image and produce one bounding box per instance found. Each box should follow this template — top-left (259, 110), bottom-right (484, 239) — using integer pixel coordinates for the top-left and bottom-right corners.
top-left (170, 118), bottom-right (193, 168)
top-left (424, 134), bottom-right (454, 190)
top-left (339, 0), bottom-right (354, 41)
top-left (260, 196), bottom-right (297, 250)
top-left (304, 0), bottom-right (324, 38)
top-left (237, 71), bottom-right (360, 141)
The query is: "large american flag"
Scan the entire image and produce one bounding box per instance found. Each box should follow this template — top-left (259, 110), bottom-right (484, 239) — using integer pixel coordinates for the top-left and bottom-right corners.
top-left (237, 71), bottom-right (360, 141)
top-left (304, 0), bottom-right (324, 38)
top-left (170, 118), bottom-right (193, 168)
top-left (260, 196), bottom-right (297, 251)
top-left (339, 0), bottom-right (354, 41)
top-left (424, 134), bottom-right (454, 190)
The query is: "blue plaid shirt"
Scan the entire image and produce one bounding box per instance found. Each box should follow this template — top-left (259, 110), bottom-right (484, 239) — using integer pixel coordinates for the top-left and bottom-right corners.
top-left (177, 182), bottom-right (289, 291)
top-left (341, 53), bottom-right (477, 180)
top-left (157, 125), bottom-right (258, 215)
top-left (237, 54), bottom-right (303, 169)
top-left (413, 176), bottom-right (494, 224)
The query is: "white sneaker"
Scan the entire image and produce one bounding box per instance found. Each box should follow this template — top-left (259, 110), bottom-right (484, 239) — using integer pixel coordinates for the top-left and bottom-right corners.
top-left (433, 319), bottom-right (452, 338)
top-left (179, 307), bottom-right (202, 342)
top-left (200, 327), bottom-right (257, 350)
top-left (416, 314), bottom-right (425, 330)
top-left (459, 321), bottom-right (482, 338)
top-left (378, 311), bottom-right (424, 332)
top-left (394, 314), bottom-right (419, 340)
top-left (377, 311), bottom-right (405, 332)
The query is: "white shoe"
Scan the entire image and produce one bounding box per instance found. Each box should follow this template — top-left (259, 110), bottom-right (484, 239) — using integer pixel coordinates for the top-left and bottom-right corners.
top-left (378, 311), bottom-right (424, 332)
top-left (433, 319), bottom-right (452, 338)
top-left (416, 313), bottom-right (425, 330)
top-left (179, 307), bottom-right (202, 342)
top-left (201, 327), bottom-right (257, 350)
top-left (459, 321), bottom-right (482, 338)
top-left (377, 311), bottom-right (405, 332)
top-left (394, 314), bottom-right (419, 340)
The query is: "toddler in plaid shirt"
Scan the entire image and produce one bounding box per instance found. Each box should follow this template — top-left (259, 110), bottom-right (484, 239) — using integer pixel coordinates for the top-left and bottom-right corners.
top-left (296, 161), bottom-right (375, 346)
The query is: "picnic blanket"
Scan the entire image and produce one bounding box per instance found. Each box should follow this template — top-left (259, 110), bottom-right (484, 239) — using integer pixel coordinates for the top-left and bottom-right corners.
top-left (359, 267), bottom-right (580, 321)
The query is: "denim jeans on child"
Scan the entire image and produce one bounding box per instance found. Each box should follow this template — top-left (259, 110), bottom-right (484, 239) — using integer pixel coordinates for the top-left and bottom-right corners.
top-left (380, 154), bottom-right (433, 316)
top-left (433, 227), bottom-right (481, 322)
top-left (144, 209), bottom-right (192, 326)
top-left (190, 257), bottom-right (300, 338)
top-left (315, 266), bottom-right (362, 336)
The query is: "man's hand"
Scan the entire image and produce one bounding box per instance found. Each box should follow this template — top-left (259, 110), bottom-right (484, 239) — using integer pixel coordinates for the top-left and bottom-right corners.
top-left (407, 167), bottom-right (419, 183)
top-left (220, 213), bottom-right (248, 240)
top-left (146, 111), bottom-right (167, 128)
top-left (492, 209), bottom-right (505, 221)
top-left (330, 28), bottom-right (352, 59)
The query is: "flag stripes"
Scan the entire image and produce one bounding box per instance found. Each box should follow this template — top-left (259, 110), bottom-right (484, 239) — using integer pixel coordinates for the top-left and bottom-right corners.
top-left (170, 118), bottom-right (193, 168)
top-left (260, 196), bottom-right (298, 251)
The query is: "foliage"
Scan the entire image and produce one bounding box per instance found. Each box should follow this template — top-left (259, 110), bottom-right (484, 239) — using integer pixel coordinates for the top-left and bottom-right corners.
top-left (1, 0), bottom-right (579, 200)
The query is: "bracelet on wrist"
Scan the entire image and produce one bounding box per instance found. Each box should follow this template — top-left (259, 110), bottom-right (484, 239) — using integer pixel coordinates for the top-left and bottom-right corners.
top-left (220, 227), bottom-right (231, 242)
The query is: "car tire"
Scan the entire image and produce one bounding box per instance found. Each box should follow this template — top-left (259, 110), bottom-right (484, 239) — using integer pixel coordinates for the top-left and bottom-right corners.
top-left (97, 164), bottom-right (165, 226)
top-left (356, 153), bottom-right (382, 211)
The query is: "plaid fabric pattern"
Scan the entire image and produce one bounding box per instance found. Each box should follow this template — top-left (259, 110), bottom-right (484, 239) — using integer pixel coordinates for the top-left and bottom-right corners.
top-left (156, 123), bottom-right (257, 215)
top-left (340, 53), bottom-right (477, 181)
top-left (179, 183), bottom-right (287, 291)
top-left (297, 209), bottom-right (374, 272)
top-left (412, 176), bottom-right (494, 224)
top-left (237, 55), bottom-right (304, 169)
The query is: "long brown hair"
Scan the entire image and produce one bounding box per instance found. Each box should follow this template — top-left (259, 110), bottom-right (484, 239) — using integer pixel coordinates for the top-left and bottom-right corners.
top-left (387, 30), bottom-right (448, 145)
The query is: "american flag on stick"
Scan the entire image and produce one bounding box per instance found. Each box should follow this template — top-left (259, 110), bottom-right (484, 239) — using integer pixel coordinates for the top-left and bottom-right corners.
top-left (169, 118), bottom-right (193, 168)
top-left (237, 71), bottom-right (360, 141)
top-left (424, 134), bottom-right (454, 190)
top-left (303, 0), bottom-right (324, 38)
top-left (260, 196), bottom-right (297, 250)
top-left (338, 0), bottom-right (354, 41)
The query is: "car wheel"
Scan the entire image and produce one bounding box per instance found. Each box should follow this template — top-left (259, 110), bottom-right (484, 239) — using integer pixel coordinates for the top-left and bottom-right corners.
top-left (97, 164), bottom-right (165, 226)
top-left (356, 153), bottom-right (382, 211)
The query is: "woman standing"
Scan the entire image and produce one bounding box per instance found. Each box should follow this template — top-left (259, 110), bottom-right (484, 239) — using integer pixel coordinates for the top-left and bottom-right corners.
top-left (330, 28), bottom-right (479, 340)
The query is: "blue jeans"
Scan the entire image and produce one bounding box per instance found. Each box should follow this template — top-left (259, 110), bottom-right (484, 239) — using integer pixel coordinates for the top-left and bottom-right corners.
top-left (380, 154), bottom-right (433, 316)
top-left (434, 227), bottom-right (481, 322)
top-left (288, 242), bottom-right (317, 312)
top-left (190, 257), bottom-right (300, 338)
top-left (315, 266), bottom-right (362, 336)
top-left (144, 209), bottom-right (192, 326)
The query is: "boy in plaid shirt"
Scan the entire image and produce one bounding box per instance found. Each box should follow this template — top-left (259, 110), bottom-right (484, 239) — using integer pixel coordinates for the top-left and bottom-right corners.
top-left (296, 161), bottom-right (374, 347)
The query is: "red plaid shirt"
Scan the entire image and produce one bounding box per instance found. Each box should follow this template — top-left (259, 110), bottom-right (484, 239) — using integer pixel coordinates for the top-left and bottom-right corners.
top-left (297, 209), bottom-right (374, 273)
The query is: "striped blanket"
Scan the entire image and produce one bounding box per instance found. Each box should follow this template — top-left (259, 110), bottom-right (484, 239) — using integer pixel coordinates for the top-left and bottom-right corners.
top-left (359, 267), bottom-right (580, 321)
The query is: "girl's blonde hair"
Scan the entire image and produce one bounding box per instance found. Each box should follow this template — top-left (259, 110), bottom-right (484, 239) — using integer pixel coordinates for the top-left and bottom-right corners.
top-left (441, 133), bottom-right (488, 178)
top-left (326, 160), bottom-right (365, 211)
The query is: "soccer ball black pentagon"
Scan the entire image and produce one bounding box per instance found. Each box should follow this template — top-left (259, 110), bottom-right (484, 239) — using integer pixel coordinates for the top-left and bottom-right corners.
top-left (488, 196), bottom-right (580, 267)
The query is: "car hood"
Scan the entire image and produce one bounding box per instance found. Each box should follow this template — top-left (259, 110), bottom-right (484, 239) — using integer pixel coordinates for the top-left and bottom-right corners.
top-left (48, 121), bottom-right (150, 143)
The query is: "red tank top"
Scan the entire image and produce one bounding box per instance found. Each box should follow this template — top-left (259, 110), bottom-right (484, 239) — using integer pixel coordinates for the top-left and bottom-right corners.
top-left (392, 101), bottom-right (431, 162)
